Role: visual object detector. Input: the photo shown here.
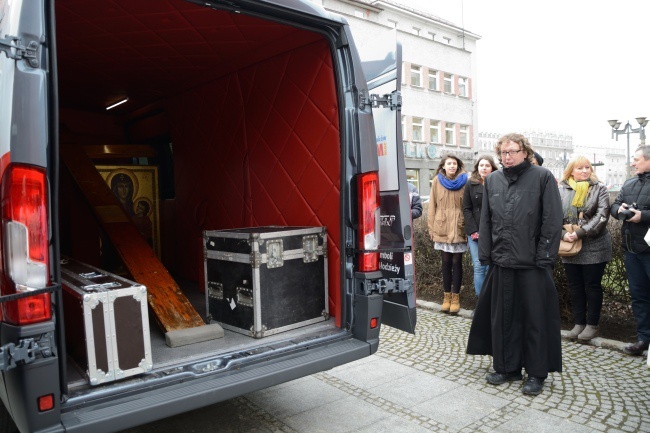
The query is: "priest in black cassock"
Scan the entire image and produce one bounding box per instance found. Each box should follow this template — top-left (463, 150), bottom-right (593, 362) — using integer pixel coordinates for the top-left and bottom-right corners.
top-left (467, 133), bottom-right (563, 396)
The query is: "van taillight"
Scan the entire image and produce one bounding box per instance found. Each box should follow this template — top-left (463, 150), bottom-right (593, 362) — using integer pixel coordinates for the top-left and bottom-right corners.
top-left (357, 172), bottom-right (380, 272)
top-left (0, 164), bottom-right (51, 325)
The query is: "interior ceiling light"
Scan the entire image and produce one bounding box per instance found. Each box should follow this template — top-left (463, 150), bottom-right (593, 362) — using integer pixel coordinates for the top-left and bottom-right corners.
top-left (106, 98), bottom-right (129, 110)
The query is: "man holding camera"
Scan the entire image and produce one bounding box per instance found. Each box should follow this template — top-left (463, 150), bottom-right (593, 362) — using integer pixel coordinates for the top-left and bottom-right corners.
top-left (611, 145), bottom-right (650, 356)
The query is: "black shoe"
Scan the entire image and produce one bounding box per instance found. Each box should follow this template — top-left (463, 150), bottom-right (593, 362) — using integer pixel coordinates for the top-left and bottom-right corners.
top-left (486, 371), bottom-right (522, 385)
top-left (522, 376), bottom-right (544, 396)
top-left (624, 341), bottom-right (649, 356)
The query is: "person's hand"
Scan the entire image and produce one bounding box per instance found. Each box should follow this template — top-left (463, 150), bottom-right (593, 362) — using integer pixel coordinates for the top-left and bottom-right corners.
top-left (470, 232), bottom-right (479, 241)
top-left (563, 232), bottom-right (578, 242)
top-left (628, 208), bottom-right (642, 223)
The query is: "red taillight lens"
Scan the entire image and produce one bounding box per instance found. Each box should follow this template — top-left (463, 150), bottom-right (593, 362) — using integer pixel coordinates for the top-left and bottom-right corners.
top-left (38, 394), bottom-right (54, 412)
top-left (0, 164), bottom-right (51, 325)
top-left (357, 172), bottom-right (380, 272)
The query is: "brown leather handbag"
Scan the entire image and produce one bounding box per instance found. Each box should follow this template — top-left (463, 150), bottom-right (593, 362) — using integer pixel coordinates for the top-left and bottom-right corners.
top-left (558, 211), bottom-right (583, 257)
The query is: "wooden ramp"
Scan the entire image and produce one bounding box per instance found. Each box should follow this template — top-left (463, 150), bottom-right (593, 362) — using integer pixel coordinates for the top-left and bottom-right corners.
top-left (60, 142), bottom-right (205, 333)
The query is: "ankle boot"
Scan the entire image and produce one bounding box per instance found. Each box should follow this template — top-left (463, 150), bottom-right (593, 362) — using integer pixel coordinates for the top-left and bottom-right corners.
top-left (449, 293), bottom-right (460, 314)
top-left (566, 324), bottom-right (585, 339)
top-left (578, 325), bottom-right (598, 341)
top-left (441, 292), bottom-right (451, 312)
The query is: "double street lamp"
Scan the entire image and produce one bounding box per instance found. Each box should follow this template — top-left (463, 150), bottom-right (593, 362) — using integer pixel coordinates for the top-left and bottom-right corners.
top-left (608, 117), bottom-right (648, 178)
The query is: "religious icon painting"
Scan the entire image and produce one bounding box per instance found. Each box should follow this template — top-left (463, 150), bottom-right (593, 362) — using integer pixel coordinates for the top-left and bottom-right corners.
top-left (96, 165), bottom-right (161, 258)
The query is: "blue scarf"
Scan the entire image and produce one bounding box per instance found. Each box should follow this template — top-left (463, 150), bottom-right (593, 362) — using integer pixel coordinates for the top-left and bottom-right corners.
top-left (438, 172), bottom-right (467, 191)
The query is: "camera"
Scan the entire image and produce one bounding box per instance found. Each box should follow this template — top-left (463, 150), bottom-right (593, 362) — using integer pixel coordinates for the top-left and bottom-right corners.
top-left (617, 202), bottom-right (638, 221)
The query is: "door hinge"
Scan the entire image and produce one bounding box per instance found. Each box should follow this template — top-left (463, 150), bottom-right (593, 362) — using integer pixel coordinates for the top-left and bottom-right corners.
top-left (360, 91), bottom-right (402, 111)
top-left (0, 35), bottom-right (42, 68)
top-left (0, 339), bottom-right (36, 372)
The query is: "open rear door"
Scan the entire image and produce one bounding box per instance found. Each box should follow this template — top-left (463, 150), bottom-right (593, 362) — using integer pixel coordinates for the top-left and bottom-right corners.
top-left (359, 30), bottom-right (416, 334)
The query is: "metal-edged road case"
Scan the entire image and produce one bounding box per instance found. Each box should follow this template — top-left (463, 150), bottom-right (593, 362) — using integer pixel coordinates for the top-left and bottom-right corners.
top-left (204, 226), bottom-right (328, 338)
top-left (61, 257), bottom-right (153, 385)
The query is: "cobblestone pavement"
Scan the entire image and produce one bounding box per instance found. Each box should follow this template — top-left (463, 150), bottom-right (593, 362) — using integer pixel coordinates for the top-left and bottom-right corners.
top-left (124, 306), bottom-right (650, 433)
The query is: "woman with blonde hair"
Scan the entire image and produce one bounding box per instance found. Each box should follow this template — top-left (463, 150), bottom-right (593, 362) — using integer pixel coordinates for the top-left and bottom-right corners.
top-left (428, 154), bottom-right (468, 314)
top-left (559, 156), bottom-right (612, 341)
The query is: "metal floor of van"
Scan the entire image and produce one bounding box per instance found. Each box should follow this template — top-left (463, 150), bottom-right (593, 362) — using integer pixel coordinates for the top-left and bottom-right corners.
top-left (65, 279), bottom-right (339, 389)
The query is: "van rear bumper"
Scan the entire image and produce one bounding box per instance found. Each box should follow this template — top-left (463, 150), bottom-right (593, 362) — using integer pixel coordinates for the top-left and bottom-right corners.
top-left (60, 337), bottom-right (370, 433)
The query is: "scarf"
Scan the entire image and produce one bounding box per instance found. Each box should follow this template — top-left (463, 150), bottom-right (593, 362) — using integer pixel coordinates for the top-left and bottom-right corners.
top-left (438, 172), bottom-right (467, 191)
top-left (568, 178), bottom-right (589, 208)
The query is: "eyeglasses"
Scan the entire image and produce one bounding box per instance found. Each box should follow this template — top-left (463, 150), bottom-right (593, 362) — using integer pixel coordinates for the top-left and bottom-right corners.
top-left (500, 150), bottom-right (522, 157)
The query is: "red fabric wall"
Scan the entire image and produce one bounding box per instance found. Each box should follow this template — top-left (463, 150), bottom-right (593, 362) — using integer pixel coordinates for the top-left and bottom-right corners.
top-left (167, 38), bottom-right (341, 319)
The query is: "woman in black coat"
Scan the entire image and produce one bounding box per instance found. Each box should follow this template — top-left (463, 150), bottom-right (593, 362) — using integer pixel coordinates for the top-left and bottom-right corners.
top-left (463, 155), bottom-right (498, 298)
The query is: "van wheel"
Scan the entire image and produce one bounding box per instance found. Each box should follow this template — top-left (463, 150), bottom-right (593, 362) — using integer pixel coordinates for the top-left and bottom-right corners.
top-left (0, 402), bottom-right (18, 433)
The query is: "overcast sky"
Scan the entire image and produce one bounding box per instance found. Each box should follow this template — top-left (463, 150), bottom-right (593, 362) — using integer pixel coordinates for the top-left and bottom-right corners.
top-left (399, 0), bottom-right (650, 155)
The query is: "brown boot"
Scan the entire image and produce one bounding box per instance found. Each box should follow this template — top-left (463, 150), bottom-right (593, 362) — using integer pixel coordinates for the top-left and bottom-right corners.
top-left (449, 293), bottom-right (460, 314)
top-left (441, 292), bottom-right (451, 312)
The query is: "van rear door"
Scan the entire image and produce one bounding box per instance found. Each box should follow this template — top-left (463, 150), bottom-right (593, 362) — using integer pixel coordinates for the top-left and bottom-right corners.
top-left (360, 31), bottom-right (416, 334)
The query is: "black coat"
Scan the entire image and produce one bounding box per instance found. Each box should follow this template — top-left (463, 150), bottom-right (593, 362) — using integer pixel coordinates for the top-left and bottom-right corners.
top-left (408, 182), bottom-right (423, 220)
top-left (467, 161), bottom-right (563, 377)
top-left (611, 172), bottom-right (650, 254)
top-left (478, 161), bottom-right (563, 268)
top-left (462, 180), bottom-right (483, 236)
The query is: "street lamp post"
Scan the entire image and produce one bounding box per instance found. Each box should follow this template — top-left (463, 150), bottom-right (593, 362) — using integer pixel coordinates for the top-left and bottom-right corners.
top-left (608, 117), bottom-right (648, 178)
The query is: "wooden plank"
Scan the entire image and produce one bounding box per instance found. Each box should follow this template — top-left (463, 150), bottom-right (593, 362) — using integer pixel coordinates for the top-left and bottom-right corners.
top-left (83, 144), bottom-right (158, 159)
top-left (60, 142), bottom-right (205, 333)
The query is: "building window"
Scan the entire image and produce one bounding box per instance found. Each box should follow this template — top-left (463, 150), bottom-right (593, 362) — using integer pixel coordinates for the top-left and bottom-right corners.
top-left (430, 121), bottom-right (440, 143)
top-left (445, 123), bottom-right (455, 145)
top-left (401, 115), bottom-right (405, 140)
top-left (458, 77), bottom-right (468, 97)
top-left (428, 70), bottom-right (438, 91)
top-left (406, 169), bottom-right (419, 190)
top-left (410, 65), bottom-right (422, 87)
top-left (412, 117), bottom-right (423, 141)
top-left (459, 125), bottom-right (469, 147)
top-left (429, 170), bottom-right (436, 188)
top-left (443, 36), bottom-right (452, 44)
top-left (444, 73), bottom-right (453, 94)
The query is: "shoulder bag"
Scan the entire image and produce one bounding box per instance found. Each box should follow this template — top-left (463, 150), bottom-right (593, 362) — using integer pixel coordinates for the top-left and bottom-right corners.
top-left (558, 211), bottom-right (583, 257)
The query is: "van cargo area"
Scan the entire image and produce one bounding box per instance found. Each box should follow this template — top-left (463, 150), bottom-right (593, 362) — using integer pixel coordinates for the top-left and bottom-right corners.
top-left (55, 0), bottom-right (346, 394)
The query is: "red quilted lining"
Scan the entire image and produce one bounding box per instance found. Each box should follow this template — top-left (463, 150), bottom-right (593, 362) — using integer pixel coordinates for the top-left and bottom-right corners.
top-left (55, 0), bottom-right (342, 320)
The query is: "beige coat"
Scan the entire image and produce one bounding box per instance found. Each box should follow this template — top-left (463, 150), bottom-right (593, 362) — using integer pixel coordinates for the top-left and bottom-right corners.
top-left (427, 174), bottom-right (467, 243)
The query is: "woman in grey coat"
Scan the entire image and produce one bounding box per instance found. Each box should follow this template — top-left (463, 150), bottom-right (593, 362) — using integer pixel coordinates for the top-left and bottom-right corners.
top-left (559, 156), bottom-right (612, 341)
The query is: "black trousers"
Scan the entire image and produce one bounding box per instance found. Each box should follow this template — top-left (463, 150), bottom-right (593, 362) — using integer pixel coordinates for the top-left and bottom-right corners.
top-left (562, 262), bottom-right (607, 326)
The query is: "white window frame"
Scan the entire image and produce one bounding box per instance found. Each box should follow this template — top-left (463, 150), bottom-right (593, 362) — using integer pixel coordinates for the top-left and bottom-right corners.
top-left (412, 117), bottom-right (423, 142)
top-left (430, 120), bottom-right (440, 144)
top-left (445, 123), bottom-right (455, 145)
top-left (406, 169), bottom-right (419, 191)
top-left (458, 77), bottom-right (468, 97)
top-left (410, 65), bottom-right (422, 87)
top-left (443, 73), bottom-right (453, 94)
top-left (459, 125), bottom-right (469, 147)
top-left (428, 70), bottom-right (438, 91)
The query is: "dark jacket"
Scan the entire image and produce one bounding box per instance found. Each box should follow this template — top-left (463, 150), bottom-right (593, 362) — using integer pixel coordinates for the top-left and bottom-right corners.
top-left (479, 161), bottom-right (563, 269)
top-left (462, 179), bottom-right (483, 236)
top-left (611, 172), bottom-right (650, 254)
top-left (408, 182), bottom-right (423, 220)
